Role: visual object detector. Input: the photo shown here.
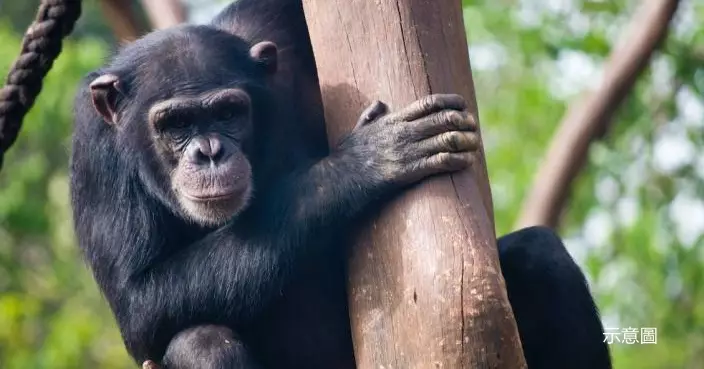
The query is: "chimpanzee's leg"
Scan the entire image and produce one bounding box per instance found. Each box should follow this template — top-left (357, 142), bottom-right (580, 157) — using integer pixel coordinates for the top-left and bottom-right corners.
top-left (498, 226), bottom-right (612, 369)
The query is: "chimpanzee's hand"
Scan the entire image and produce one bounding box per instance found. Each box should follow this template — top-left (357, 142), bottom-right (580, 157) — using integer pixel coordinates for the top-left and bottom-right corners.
top-left (338, 94), bottom-right (478, 187)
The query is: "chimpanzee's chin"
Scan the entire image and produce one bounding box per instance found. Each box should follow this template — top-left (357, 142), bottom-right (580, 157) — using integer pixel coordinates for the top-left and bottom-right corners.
top-left (181, 186), bottom-right (252, 227)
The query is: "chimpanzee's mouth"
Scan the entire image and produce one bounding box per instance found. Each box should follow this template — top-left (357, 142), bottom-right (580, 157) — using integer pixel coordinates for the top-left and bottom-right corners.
top-left (182, 190), bottom-right (239, 202)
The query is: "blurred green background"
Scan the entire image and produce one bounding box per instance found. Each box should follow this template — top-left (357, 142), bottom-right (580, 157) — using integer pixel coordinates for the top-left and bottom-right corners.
top-left (0, 0), bottom-right (702, 368)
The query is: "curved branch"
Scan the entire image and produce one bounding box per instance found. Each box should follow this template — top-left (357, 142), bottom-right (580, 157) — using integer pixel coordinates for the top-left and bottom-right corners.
top-left (515, 0), bottom-right (681, 230)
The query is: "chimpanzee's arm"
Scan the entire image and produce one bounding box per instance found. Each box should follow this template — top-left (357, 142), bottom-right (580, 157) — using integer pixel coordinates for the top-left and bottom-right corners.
top-left (120, 157), bottom-right (385, 361)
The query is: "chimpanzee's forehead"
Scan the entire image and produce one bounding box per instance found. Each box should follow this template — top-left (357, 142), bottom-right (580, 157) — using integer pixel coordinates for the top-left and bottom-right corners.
top-left (138, 48), bottom-right (243, 88)
top-left (113, 26), bottom-right (260, 96)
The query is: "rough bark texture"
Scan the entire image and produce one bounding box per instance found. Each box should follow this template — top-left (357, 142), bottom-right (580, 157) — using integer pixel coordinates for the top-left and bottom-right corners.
top-left (100, 0), bottom-right (146, 43)
top-left (139, 0), bottom-right (187, 29)
top-left (515, 0), bottom-right (681, 230)
top-left (302, 1), bottom-right (526, 368)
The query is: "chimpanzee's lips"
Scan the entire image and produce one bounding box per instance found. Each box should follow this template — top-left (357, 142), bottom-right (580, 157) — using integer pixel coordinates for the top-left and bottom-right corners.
top-left (182, 188), bottom-right (242, 202)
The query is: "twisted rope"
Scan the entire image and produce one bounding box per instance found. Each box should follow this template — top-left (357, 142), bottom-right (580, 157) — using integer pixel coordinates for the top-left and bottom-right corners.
top-left (0, 0), bottom-right (82, 171)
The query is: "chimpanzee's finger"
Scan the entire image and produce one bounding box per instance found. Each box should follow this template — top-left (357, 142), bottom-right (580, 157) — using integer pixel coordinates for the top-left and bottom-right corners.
top-left (354, 100), bottom-right (388, 129)
top-left (415, 131), bottom-right (479, 154)
top-left (405, 109), bottom-right (476, 139)
top-left (386, 94), bottom-right (467, 122)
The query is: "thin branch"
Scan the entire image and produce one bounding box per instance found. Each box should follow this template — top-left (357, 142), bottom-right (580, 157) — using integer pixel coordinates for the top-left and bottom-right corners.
top-left (514, 0), bottom-right (681, 230)
top-left (139, 0), bottom-right (187, 29)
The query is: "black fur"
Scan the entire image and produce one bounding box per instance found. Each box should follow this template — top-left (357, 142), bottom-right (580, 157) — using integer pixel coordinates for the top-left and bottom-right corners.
top-left (499, 227), bottom-right (612, 369)
top-left (70, 0), bottom-right (611, 368)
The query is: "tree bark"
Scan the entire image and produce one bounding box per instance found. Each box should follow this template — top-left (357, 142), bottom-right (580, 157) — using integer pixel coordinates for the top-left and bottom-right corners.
top-left (100, 0), bottom-right (146, 43)
top-left (139, 0), bottom-right (187, 29)
top-left (302, 1), bottom-right (525, 368)
top-left (515, 0), bottom-right (681, 230)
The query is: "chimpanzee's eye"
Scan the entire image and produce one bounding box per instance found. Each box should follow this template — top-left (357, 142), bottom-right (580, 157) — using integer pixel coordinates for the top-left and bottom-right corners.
top-left (217, 108), bottom-right (234, 121)
top-left (163, 115), bottom-right (189, 130)
top-left (172, 119), bottom-right (188, 129)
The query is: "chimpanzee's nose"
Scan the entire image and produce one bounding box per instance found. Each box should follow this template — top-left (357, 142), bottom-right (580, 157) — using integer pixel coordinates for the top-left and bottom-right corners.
top-left (187, 136), bottom-right (223, 165)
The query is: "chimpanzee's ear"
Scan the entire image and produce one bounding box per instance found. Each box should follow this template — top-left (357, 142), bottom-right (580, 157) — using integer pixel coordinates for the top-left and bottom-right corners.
top-left (89, 74), bottom-right (123, 125)
top-left (249, 41), bottom-right (278, 74)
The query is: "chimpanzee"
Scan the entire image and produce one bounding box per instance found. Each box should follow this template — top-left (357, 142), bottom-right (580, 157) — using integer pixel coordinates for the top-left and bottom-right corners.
top-left (69, 0), bottom-right (612, 368)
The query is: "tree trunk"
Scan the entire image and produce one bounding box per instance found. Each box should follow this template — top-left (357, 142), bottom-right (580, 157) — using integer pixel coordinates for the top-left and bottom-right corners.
top-left (302, 1), bottom-right (526, 368)
top-left (515, 0), bottom-right (681, 229)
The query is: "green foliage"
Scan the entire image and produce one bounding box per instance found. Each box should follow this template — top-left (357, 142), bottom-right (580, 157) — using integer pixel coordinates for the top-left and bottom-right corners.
top-left (0, 0), bottom-right (140, 43)
top-left (463, 0), bottom-right (704, 367)
top-left (0, 23), bottom-right (133, 368)
top-left (0, 0), bottom-right (703, 368)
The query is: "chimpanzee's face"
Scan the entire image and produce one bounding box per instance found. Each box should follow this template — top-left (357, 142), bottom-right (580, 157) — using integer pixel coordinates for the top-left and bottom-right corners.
top-left (149, 87), bottom-right (255, 226)
top-left (87, 26), bottom-right (279, 226)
